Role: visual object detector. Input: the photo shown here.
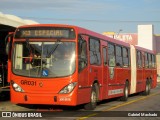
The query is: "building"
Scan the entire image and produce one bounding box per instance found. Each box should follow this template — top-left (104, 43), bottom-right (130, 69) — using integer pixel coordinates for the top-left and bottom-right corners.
top-left (0, 12), bottom-right (38, 89)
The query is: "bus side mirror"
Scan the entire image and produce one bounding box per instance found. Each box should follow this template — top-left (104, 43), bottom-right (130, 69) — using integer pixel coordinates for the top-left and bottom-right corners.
top-left (6, 42), bottom-right (11, 55)
top-left (5, 33), bottom-right (14, 57)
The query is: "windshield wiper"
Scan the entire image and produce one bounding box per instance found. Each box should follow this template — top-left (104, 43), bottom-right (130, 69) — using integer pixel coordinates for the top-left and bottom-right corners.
top-left (26, 39), bottom-right (32, 54)
top-left (46, 39), bottom-right (61, 58)
top-left (25, 39), bottom-right (33, 77)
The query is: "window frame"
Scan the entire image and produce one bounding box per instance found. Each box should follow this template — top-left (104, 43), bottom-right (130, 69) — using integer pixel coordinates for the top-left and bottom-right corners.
top-left (78, 35), bottom-right (88, 72)
top-left (89, 37), bottom-right (101, 65)
top-left (148, 53), bottom-right (152, 68)
top-left (115, 45), bottom-right (123, 67)
top-left (122, 47), bottom-right (129, 67)
top-left (145, 52), bottom-right (149, 68)
top-left (137, 50), bottom-right (142, 68)
top-left (102, 47), bottom-right (107, 66)
top-left (108, 43), bottom-right (116, 67)
top-left (151, 54), bottom-right (156, 68)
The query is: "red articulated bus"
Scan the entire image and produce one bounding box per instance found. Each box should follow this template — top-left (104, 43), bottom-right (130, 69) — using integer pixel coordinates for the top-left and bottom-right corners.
top-left (6, 24), bottom-right (157, 110)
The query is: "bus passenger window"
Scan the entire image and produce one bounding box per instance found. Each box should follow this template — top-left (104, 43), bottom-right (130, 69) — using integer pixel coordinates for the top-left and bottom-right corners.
top-left (148, 54), bottom-right (152, 68)
top-left (78, 36), bottom-right (87, 72)
top-left (89, 38), bottom-right (101, 65)
top-left (137, 51), bottom-right (142, 68)
top-left (145, 53), bottom-right (149, 68)
top-left (108, 43), bottom-right (115, 67)
top-left (123, 47), bottom-right (129, 67)
top-left (103, 47), bottom-right (107, 66)
top-left (116, 45), bottom-right (122, 67)
top-left (152, 54), bottom-right (155, 68)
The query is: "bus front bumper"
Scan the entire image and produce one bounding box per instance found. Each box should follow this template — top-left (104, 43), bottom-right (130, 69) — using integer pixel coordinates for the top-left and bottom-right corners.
top-left (11, 92), bottom-right (77, 106)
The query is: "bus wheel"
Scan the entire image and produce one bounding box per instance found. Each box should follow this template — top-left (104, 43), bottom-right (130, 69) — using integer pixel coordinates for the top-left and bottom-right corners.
top-left (84, 84), bottom-right (97, 110)
top-left (120, 81), bottom-right (129, 101)
top-left (143, 80), bottom-right (151, 95)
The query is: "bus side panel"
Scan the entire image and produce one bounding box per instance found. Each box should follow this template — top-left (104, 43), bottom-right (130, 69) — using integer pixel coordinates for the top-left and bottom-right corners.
top-left (152, 69), bottom-right (157, 88)
top-left (107, 85), bottom-right (124, 99)
top-left (136, 67), bottom-right (143, 92)
top-left (77, 88), bottom-right (91, 105)
top-left (115, 67), bottom-right (130, 87)
top-left (77, 66), bottom-right (91, 104)
top-left (143, 68), bottom-right (153, 91)
top-left (100, 42), bottom-right (108, 100)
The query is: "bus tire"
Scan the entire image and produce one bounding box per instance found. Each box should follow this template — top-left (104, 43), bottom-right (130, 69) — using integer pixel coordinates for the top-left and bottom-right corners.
top-left (120, 81), bottom-right (129, 101)
top-left (143, 80), bottom-right (151, 95)
top-left (84, 84), bottom-right (97, 110)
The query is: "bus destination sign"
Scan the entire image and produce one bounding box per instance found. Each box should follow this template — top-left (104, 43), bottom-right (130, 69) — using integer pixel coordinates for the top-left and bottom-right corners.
top-left (15, 27), bottom-right (75, 39)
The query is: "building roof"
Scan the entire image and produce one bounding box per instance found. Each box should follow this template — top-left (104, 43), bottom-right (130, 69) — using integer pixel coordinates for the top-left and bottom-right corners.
top-left (0, 12), bottom-right (38, 28)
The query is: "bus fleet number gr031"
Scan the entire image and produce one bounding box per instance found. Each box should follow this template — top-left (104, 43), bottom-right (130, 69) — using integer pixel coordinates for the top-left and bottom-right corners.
top-left (21, 80), bottom-right (36, 86)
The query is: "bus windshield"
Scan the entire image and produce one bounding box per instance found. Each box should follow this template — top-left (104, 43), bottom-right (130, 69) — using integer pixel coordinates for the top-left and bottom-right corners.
top-left (12, 41), bottom-right (76, 78)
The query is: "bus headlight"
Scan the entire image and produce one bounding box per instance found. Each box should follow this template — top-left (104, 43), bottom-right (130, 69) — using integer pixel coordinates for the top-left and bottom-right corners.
top-left (59, 82), bottom-right (77, 94)
top-left (11, 81), bottom-right (24, 92)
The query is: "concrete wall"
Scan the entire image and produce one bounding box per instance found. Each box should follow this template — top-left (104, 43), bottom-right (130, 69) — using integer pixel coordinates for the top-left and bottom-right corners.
top-left (138, 25), bottom-right (160, 82)
top-left (155, 36), bottom-right (160, 81)
top-left (157, 54), bottom-right (160, 81)
top-left (138, 25), bottom-right (156, 51)
top-left (155, 36), bottom-right (160, 53)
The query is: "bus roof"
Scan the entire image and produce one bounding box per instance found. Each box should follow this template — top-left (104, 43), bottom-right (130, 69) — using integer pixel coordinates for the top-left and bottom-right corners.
top-left (16, 24), bottom-right (155, 54)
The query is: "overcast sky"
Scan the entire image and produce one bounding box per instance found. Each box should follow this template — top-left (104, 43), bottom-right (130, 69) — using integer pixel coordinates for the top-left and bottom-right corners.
top-left (0, 0), bottom-right (160, 34)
